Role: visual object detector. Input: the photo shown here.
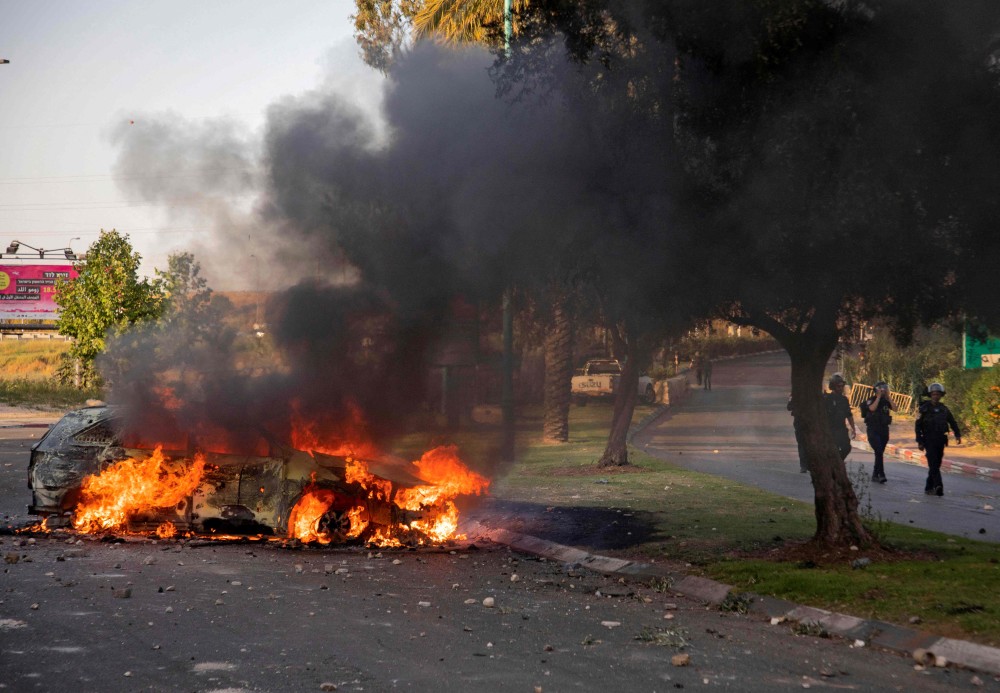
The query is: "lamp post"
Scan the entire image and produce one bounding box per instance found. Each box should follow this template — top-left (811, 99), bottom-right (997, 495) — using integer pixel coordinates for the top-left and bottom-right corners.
top-left (3, 240), bottom-right (78, 260)
top-left (250, 254), bottom-right (262, 329)
top-left (500, 0), bottom-right (516, 461)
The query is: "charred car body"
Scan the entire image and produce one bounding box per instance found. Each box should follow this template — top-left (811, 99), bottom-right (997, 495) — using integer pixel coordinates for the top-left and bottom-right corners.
top-left (27, 405), bottom-right (441, 543)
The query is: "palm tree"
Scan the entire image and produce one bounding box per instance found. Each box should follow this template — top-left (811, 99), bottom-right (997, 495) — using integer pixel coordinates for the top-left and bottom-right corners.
top-left (412, 0), bottom-right (529, 44)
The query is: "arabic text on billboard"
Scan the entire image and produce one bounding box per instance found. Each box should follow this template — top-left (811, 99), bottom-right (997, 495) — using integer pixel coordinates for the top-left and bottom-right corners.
top-left (0, 264), bottom-right (77, 322)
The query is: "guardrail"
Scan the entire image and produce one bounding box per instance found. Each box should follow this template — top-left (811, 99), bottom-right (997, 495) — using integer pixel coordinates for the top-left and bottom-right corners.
top-left (848, 383), bottom-right (913, 415)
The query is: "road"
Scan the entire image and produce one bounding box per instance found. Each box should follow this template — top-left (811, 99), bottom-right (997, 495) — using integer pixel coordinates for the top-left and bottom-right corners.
top-left (0, 419), bottom-right (995, 690)
top-left (634, 351), bottom-right (1000, 543)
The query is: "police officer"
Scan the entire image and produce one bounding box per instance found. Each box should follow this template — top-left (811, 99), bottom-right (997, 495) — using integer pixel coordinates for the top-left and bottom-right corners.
top-left (825, 373), bottom-right (856, 461)
top-left (915, 383), bottom-right (961, 496)
top-left (863, 381), bottom-right (895, 483)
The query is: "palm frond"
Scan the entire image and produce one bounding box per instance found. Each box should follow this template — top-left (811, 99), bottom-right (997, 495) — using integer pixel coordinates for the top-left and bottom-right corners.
top-left (412, 0), bottom-right (529, 44)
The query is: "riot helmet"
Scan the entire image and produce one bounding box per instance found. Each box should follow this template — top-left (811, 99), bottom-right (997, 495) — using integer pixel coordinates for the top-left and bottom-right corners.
top-left (828, 373), bottom-right (846, 388)
top-left (928, 382), bottom-right (945, 396)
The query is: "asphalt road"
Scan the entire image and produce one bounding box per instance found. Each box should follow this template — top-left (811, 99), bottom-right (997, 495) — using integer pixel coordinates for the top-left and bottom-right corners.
top-left (0, 419), bottom-right (996, 690)
top-left (634, 351), bottom-right (1000, 543)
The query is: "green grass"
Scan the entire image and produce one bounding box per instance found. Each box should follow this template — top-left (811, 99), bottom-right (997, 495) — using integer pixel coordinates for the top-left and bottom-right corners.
top-left (0, 378), bottom-right (101, 408)
top-left (0, 339), bottom-right (100, 407)
top-left (0, 339), bottom-right (70, 380)
top-left (424, 401), bottom-right (1000, 647)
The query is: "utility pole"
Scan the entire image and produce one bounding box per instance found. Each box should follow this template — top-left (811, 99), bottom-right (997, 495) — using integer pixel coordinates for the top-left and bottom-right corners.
top-left (500, 0), bottom-right (516, 462)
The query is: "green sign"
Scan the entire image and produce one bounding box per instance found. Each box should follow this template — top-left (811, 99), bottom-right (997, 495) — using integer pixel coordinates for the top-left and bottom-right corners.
top-left (964, 325), bottom-right (1000, 368)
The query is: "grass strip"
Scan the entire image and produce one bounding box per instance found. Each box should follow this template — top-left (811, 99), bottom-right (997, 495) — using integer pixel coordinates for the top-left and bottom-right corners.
top-left (420, 401), bottom-right (1000, 647)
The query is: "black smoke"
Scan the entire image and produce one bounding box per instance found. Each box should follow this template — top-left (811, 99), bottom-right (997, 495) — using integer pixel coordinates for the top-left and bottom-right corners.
top-left (104, 36), bottom-right (681, 457)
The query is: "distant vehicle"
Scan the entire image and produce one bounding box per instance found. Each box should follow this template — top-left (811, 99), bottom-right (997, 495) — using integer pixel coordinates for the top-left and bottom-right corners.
top-left (570, 359), bottom-right (656, 405)
top-left (27, 405), bottom-right (482, 545)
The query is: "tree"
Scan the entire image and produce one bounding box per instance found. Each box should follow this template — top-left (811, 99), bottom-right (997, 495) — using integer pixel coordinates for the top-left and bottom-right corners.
top-left (513, 0), bottom-right (1000, 545)
top-left (353, 0), bottom-right (422, 71)
top-left (99, 252), bottom-right (236, 392)
top-left (55, 230), bottom-right (163, 387)
top-left (353, 0), bottom-right (530, 70)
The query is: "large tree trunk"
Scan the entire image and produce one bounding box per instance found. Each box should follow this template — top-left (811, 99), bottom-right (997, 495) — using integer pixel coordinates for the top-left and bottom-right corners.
top-left (542, 296), bottom-right (573, 443)
top-left (598, 322), bottom-right (639, 467)
top-left (786, 332), bottom-right (873, 548)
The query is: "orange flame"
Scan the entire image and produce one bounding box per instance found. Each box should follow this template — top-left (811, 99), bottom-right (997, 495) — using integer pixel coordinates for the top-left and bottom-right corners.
top-left (72, 447), bottom-right (205, 534)
top-left (288, 444), bottom-right (489, 546)
top-left (290, 401), bottom-right (380, 459)
top-left (395, 446), bottom-right (490, 542)
top-left (156, 522), bottom-right (178, 539)
top-left (287, 485), bottom-right (369, 545)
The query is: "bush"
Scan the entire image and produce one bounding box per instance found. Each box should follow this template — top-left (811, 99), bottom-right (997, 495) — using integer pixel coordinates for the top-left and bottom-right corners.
top-left (856, 327), bottom-right (961, 400)
top-left (939, 366), bottom-right (1000, 444)
top-left (966, 368), bottom-right (1000, 444)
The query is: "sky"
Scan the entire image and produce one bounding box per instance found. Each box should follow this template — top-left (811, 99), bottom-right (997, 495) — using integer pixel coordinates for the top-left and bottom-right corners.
top-left (0, 0), bottom-right (385, 288)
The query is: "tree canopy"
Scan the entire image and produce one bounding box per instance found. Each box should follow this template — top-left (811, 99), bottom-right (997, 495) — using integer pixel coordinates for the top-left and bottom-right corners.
top-left (501, 0), bottom-right (1000, 544)
top-left (55, 230), bottom-right (163, 387)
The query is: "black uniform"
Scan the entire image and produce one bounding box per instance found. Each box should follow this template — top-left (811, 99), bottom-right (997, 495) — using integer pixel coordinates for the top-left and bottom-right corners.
top-left (915, 400), bottom-right (960, 496)
top-left (824, 391), bottom-right (853, 461)
top-left (863, 395), bottom-right (893, 482)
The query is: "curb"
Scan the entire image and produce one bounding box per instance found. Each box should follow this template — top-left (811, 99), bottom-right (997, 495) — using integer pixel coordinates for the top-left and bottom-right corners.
top-left (462, 519), bottom-right (1000, 677)
top-left (851, 435), bottom-right (1000, 482)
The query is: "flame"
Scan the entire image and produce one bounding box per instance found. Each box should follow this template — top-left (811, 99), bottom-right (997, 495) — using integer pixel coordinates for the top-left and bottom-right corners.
top-left (290, 401), bottom-right (380, 459)
top-left (287, 485), bottom-right (369, 545)
top-left (72, 447), bottom-right (205, 534)
top-left (288, 487), bottom-right (337, 544)
top-left (288, 445), bottom-right (489, 546)
top-left (156, 522), bottom-right (178, 539)
top-left (395, 446), bottom-right (490, 543)
top-left (345, 458), bottom-right (393, 500)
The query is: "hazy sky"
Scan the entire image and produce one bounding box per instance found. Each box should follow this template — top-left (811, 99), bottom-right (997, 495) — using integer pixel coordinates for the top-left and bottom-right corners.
top-left (0, 1), bottom-right (385, 285)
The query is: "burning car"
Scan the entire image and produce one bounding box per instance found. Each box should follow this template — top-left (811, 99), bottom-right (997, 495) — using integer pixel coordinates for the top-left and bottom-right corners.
top-left (27, 404), bottom-right (488, 545)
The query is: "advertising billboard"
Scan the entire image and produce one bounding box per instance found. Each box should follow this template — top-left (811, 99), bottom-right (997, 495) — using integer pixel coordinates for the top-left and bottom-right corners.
top-left (0, 264), bottom-right (78, 323)
top-left (964, 323), bottom-right (1000, 369)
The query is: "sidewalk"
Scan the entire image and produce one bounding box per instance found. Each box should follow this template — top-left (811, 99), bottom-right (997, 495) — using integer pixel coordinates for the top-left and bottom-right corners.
top-left (0, 405), bottom-right (64, 429)
top-left (854, 416), bottom-right (1000, 482)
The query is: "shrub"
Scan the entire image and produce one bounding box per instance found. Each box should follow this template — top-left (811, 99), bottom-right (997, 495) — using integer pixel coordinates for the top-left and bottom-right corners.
top-left (856, 327), bottom-right (961, 400)
top-left (967, 368), bottom-right (1000, 444)
top-left (939, 366), bottom-right (1000, 444)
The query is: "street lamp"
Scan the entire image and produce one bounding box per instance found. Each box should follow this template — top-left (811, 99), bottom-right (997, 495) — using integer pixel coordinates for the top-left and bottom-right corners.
top-left (3, 239), bottom-right (79, 260)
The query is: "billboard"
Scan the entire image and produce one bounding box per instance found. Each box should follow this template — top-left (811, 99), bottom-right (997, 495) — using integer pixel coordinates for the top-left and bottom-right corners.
top-left (0, 264), bottom-right (78, 323)
top-left (964, 323), bottom-right (1000, 369)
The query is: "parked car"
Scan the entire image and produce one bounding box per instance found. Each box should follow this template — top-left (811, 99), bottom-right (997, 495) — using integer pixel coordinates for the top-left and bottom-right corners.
top-left (570, 359), bottom-right (656, 405)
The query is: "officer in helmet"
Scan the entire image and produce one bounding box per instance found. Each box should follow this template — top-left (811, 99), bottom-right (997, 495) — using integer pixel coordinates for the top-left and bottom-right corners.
top-left (863, 381), bottom-right (895, 483)
top-left (824, 373), bottom-right (856, 461)
top-left (915, 383), bottom-right (961, 496)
